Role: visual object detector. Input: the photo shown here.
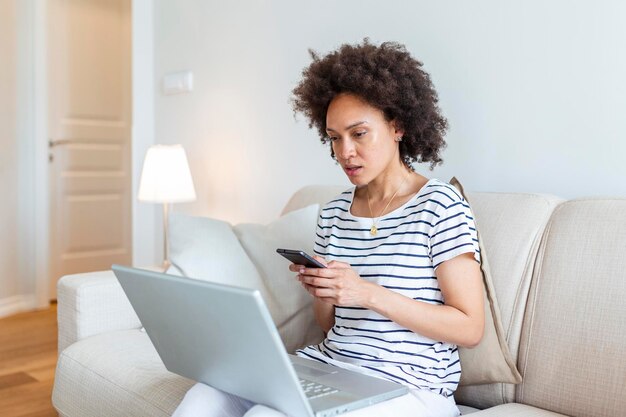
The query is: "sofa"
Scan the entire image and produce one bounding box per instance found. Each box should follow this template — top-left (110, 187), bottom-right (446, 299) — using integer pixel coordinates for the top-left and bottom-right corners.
top-left (52, 185), bottom-right (626, 417)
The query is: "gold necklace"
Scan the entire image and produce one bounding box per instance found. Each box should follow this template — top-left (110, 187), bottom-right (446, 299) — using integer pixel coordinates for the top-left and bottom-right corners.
top-left (366, 173), bottom-right (409, 236)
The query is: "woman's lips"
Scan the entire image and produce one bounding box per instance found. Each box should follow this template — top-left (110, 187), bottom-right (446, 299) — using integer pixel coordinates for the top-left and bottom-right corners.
top-left (344, 166), bottom-right (362, 176)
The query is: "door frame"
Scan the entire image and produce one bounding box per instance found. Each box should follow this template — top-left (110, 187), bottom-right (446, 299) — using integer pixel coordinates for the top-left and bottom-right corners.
top-left (31, 0), bottom-right (156, 305)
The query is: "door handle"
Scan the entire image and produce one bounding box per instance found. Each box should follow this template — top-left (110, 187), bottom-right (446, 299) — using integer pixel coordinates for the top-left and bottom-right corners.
top-left (49, 139), bottom-right (81, 148)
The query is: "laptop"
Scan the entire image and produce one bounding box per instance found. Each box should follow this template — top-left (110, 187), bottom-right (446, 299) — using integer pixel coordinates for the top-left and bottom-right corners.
top-left (112, 265), bottom-right (407, 417)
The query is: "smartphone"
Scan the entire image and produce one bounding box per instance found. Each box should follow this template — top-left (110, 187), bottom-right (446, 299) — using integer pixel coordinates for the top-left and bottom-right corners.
top-left (276, 248), bottom-right (327, 268)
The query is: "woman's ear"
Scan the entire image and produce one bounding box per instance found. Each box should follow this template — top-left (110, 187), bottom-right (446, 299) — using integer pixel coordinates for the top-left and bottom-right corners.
top-left (390, 119), bottom-right (405, 138)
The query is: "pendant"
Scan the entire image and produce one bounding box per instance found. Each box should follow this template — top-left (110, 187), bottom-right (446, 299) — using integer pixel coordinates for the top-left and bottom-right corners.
top-left (370, 224), bottom-right (377, 236)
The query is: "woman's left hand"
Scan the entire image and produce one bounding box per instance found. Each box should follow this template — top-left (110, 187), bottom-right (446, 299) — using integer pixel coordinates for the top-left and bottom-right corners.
top-left (297, 261), bottom-right (374, 308)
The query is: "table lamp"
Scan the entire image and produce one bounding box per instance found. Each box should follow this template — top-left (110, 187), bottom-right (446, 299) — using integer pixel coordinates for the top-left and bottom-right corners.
top-left (138, 144), bottom-right (196, 269)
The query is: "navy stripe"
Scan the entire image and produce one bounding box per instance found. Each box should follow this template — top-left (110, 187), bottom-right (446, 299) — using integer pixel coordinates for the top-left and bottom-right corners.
top-left (335, 314), bottom-right (392, 323)
top-left (445, 200), bottom-right (470, 211)
top-left (361, 273), bottom-right (437, 280)
top-left (418, 190), bottom-right (455, 203)
top-left (321, 206), bottom-right (349, 213)
top-left (431, 222), bottom-right (468, 239)
top-left (330, 328), bottom-right (434, 347)
top-left (433, 211), bottom-right (465, 227)
top-left (328, 198), bottom-right (351, 204)
top-left (324, 251), bottom-right (430, 259)
top-left (321, 341), bottom-right (431, 369)
top-left (319, 215), bottom-right (357, 222)
top-left (401, 201), bottom-right (444, 216)
top-left (379, 285), bottom-right (440, 292)
top-left (432, 242), bottom-right (475, 259)
top-left (412, 297), bottom-right (444, 304)
top-left (438, 183), bottom-right (463, 201)
top-left (385, 206), bottom-right (440, 221)
top-left (431, 232), bottom-right (472, 249)
top-left (351, 262), bottom-right (434, 269)
top-left (328, 338), bottom-right (443, 363)
top-left (320, 231), bottom-right (430, 242)
top-left (297, 349), bottom-right (329, 364)
top-left (380, 284), bottom-right (440, 293)
top-left (317, 241), bottom-right (430, 251)
top-left (335, 325), bottom-right (413, 334)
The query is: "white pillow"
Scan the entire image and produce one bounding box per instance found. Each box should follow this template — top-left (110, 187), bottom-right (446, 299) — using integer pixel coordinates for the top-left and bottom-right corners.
top-left (168, 205), bottom-right (324, 352)
top-left (168, 213), bottom-right (280, 319)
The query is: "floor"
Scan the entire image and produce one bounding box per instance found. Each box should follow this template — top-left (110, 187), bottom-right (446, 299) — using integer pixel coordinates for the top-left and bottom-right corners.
top-left (0, 304), bottom-right (58, 417)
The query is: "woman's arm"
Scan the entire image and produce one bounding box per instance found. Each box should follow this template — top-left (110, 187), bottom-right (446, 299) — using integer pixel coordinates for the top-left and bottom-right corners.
top-left (312, 297), bottom-right (335, 333)
top-left (298, 253), bottom-right (484, 348)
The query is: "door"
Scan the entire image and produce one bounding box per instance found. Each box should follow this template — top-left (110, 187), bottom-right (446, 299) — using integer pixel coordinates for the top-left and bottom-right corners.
top-left (48, 0), bottom-right (132, 299)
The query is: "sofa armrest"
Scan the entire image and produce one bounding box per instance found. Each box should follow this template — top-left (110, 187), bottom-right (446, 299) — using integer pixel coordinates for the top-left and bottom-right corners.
top-left (57, 270), bottom-right (141, 353)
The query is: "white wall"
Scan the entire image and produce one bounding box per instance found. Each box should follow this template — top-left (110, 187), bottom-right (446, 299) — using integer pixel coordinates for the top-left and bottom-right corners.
top-left (0, 0), bottom-right (20, 302)
top-left (131, 0), bottom-right (159, 268)
top-left (153, 0), bottom-right (626, 229)
top-left (0, 0), bottom-right (39, 316)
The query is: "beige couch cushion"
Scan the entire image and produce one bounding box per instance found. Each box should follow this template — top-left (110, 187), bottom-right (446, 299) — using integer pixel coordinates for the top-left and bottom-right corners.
top-left (450, 177), bottom-right (522, 386)
top-left (454, 192), bottom-right (562, 408)
top-left (52, 329), bottom-right (192, 417)
top-left (517, 199), bottom-right (626, 417)
top-left (463, 403), bottom-right (568, 416)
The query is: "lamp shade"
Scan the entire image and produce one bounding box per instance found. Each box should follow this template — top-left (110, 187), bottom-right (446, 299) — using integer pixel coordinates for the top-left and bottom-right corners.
top-left (138, 144), bottom-right (197, 203)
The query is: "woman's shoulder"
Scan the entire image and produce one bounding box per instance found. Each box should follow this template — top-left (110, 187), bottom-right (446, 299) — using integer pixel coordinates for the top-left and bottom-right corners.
top-left (420, 178), bottom-right (465, 207)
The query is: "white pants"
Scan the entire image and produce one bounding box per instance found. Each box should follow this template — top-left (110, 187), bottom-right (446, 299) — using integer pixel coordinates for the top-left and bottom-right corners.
top-left (173, 382), bottom-right (460, 417)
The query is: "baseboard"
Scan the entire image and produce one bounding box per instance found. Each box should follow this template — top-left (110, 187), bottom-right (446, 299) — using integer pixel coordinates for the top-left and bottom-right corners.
top-left (0, 294), bottom-right (39, 319)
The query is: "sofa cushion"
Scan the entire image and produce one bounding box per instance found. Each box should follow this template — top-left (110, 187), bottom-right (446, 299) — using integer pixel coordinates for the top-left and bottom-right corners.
top-left (517, 199), bottom-right (626, 417)
top-left (450, 178), bottom-right (522, 386)
top-left (168, 205), bottom-right (323, 353)
top-left (463, 403), bottom-right (568, 416)
top-left (454, 192), bottom-right (562, 408)
top-left (52, 329), bottom-right (193, 417)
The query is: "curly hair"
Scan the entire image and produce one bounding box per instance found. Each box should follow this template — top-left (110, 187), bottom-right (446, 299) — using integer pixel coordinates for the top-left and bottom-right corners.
top-left (291, 40), bottom-right (448, 170)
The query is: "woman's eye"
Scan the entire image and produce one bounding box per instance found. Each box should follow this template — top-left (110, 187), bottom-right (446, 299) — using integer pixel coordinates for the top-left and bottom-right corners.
top-left (354, 131), bottom-right (367, 138)
top-left (328, 136), bottom-right (338, 142)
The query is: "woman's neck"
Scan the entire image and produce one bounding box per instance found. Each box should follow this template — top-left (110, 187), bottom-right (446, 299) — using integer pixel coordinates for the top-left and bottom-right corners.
top-left (365, 162), bottom-right (412, 203)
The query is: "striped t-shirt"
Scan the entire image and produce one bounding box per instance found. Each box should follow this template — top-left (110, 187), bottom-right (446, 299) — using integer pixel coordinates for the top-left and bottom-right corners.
top-left (296, 178), bottom-right (481, 397)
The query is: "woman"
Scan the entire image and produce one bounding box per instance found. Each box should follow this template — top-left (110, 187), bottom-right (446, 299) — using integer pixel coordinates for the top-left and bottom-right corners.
top-left (289, 40), bottom-right (484, 417)
top-left (174, 40), bottom-right (483, 417)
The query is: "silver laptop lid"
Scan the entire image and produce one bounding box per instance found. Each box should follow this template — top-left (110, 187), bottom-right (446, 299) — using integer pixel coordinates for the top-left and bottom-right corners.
top-left (112, 264), bottom-right (314, 417)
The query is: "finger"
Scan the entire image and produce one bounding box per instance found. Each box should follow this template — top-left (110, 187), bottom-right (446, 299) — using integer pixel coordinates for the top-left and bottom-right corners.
top-left (300, 275), bottom-right (335, 288)
top-left (310, 287), bottom-right (335, 298)
top-left (289, 263), bottom-right (304, 272)
top-left (327, 260), bottom-right (350, 269)
top-left (301, 267), bottom-right (335, 278)
top-left (312, 255), bottom-right (328, 267)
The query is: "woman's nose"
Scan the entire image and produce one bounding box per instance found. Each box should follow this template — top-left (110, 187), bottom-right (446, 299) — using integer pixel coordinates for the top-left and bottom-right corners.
top-left (335, 138), bottom-right (356, 160)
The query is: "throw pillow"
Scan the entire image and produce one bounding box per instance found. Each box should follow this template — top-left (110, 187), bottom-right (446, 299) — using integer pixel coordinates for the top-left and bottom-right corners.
top-left (450, 177), bottom-right (523, 385)
top-left (167, 213), bottom-right (281, 320)
top-left (234, 204), bottom-right (325, 352)
top-left (168, 205), bottom-right (324, 353)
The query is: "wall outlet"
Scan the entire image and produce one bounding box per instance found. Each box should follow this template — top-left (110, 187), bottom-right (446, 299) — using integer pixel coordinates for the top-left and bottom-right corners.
top-left (162, 71), bottom-right (193, 95)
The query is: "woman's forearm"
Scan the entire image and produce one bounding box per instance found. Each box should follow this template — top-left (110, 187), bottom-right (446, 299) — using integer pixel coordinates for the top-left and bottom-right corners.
top-left (313, 298), bottom-right (335, 333)
top-left (364, 282), bottom-right (484, 348)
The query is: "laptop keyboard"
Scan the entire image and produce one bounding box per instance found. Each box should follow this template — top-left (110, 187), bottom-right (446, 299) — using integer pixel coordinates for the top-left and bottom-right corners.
top-left (299, 378), bottom-right (339, 399)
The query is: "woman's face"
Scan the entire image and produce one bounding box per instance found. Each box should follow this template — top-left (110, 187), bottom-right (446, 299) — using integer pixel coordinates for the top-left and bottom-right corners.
top-left (326, 93), bottom-right (403, 186)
